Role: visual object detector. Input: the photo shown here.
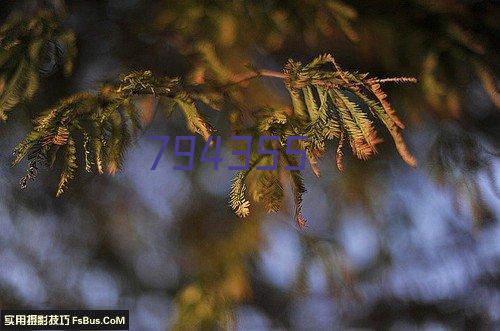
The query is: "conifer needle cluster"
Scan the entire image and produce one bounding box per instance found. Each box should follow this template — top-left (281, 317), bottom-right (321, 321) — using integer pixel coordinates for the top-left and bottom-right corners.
top-left (3, 9), bottom-right (417, 227)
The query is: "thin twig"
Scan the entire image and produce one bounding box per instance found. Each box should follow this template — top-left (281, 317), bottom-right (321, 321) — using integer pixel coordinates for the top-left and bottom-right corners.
top-left (220, 69), bottom-right (286, 89)
top-left (220, 69), bottom-right (416, 90)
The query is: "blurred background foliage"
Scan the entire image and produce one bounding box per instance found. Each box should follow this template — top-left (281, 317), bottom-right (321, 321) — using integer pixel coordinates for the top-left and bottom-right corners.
top-left (0, 0), bottom-right (498, 329)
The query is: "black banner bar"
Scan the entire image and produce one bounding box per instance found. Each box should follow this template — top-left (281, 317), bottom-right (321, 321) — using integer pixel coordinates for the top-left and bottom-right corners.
top-left (0, 310), bottom-right (129, 330)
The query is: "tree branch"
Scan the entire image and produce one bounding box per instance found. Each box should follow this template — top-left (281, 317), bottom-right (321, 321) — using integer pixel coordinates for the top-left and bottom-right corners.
top-left (220, 69), bottom-right (416, 90)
